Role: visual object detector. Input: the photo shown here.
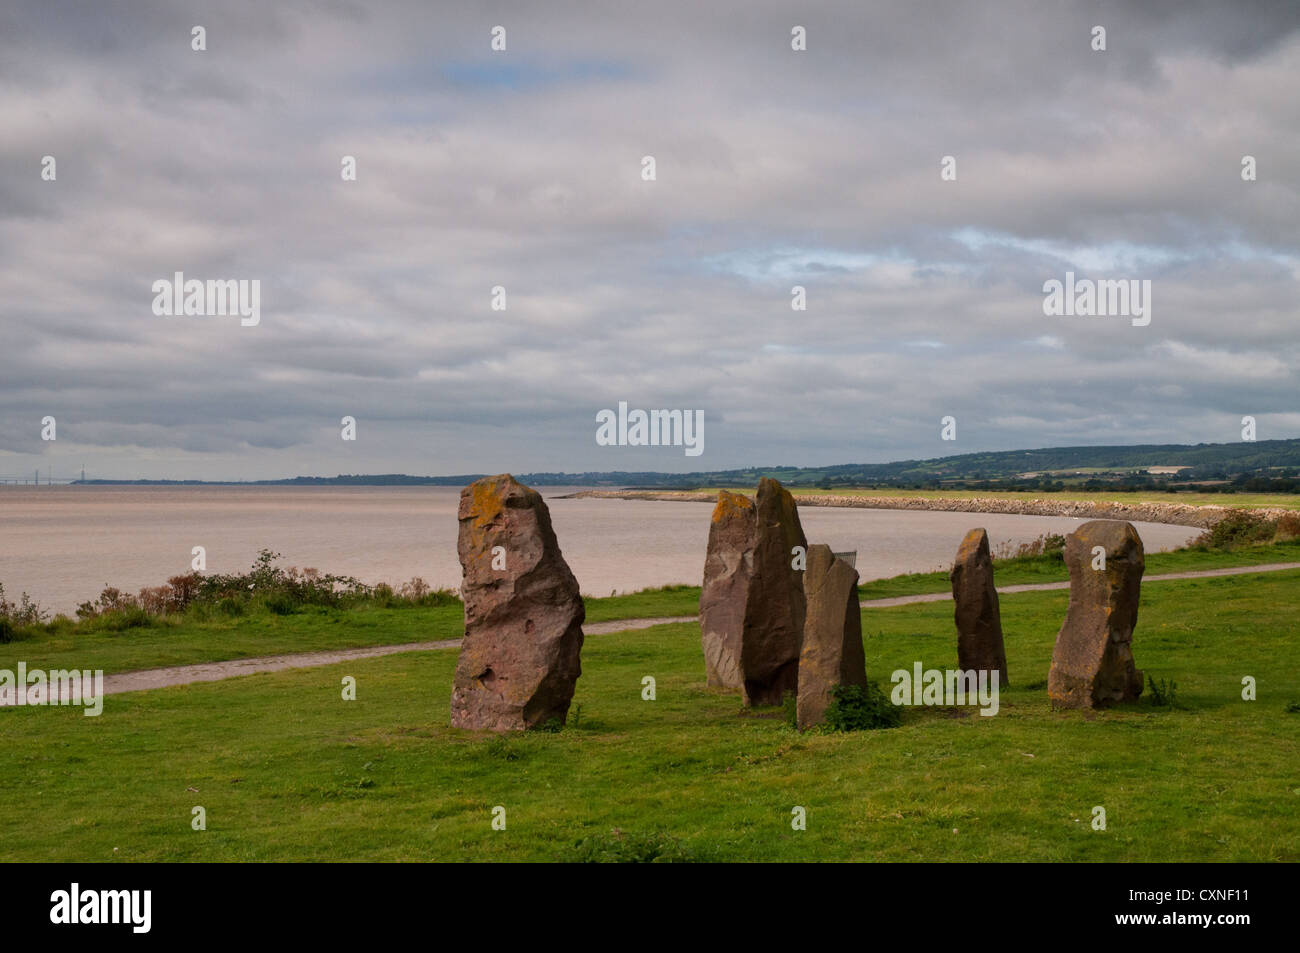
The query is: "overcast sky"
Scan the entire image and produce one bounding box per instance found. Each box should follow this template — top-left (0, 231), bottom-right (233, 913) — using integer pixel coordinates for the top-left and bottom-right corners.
top-left (2, 0), bottom-right (1298, 480)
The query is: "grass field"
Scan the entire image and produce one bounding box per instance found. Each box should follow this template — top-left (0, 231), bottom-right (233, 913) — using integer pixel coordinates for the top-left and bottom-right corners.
top-left (2, 548), bottom-right (1298, 861)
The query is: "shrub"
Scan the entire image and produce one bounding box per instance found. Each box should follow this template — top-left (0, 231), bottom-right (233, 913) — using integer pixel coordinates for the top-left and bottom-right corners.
top-left (1274, 512), bottom-right (1300, 541)
top-left (0, 582), bottom-right (49, 626)
top-left (824, 681), bottom-right (902, 731)
top-left (0, 618), bottom-right (13, 644)
top-left (992, 533), bottom-right (1066, 563)
top-left (76, 586), bottom-right (137, 620)
top-left (40, 550), bottom-right (464, 631)
top-left (1194, 511), bottom-right (1276, 550)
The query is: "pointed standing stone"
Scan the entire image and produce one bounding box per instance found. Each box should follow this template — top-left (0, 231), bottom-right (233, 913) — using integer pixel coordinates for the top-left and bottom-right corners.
top-left (699, 490), bottom-right (757, 691)
top-left (451, 474), bottom-right (585, 731)
top-left (740, 477), bottom-right (808, 705)
top-left (698, 478), bottom-right (808, 705)
top-left (797, 544), bottom-right (867, 729)
top-left (1048, 520), bottom-right (1145, 709)
top-left (950, 528), bottom-right (1009, 686)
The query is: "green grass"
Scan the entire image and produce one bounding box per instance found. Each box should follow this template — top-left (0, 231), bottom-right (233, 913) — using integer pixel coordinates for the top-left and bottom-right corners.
top-left (858, 537), bottom-right (1300, 600)
top-left (582, 584), bottom-right (697, 623)
top-left (0, 586), bottom-right (700, 676)
top-left (2, 568), bottom-right (1297, 861)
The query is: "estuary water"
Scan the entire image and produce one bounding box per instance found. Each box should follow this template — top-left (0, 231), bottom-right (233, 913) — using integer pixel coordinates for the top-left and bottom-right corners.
top-left (0, 485), bottom-right (1201, 615)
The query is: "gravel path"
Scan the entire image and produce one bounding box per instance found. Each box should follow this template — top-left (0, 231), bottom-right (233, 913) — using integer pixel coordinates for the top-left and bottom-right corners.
top-left (81, 563), bottom-right (1300, 698)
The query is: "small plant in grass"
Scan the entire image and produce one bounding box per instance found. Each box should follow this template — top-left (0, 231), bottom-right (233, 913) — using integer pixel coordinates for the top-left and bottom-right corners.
top-left (484, 737), bottom-right (521, 761)
top-left (1284, 701), bottom-right (1300, 714)
top-left (1147, 674), bottom-right (1180, 708)
top-left (782, 690), bottom-right (798, 728)
top-left (537, 717), bottom-right (565, 733)
top-left (824, 681), bottom-right (902, 731)
top-left (568, 829), bottom-right (699, 863)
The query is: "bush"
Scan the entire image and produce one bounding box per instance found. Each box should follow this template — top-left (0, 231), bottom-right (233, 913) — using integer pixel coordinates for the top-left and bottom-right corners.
top-left (1275, 513), bottom-right (1300, 541)
top-left (30, 550), bottom-right (465, 632)
top-left (992, 533), bottom-right (1066, 563)
top-left (0, 618), bottom-right (13, 644)
top-left (824, 681), bottom-right (902, 731)
top-left (1194, 511), bottom-right (1277, 550)
top-left (0, 582), bottom-right (49, 626)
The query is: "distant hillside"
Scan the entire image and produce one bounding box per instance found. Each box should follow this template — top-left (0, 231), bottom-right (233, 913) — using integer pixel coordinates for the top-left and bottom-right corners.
top-left (71, 438), bottom-right (1300, 494)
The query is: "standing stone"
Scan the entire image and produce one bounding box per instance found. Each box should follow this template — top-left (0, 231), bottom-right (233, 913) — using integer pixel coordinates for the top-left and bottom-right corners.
top-left (699, 490), bottom-right (757, 691)
top-left (1048, 520), bottom-right (1144, 709)
top-left (698, 477), bottom-right (808, 705)
top-left (451, 474), bottom-right (585, 731)
top-left (797, 544), bottom-right (867, 729)
top-left (949, 528), bottom-right (1009, 686)
top-left (741, 477), bottom-right (808, 705)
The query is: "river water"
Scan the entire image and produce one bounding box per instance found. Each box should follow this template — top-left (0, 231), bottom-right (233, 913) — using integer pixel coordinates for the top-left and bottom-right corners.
top-left (0, 486), bottom-right (1200, 615)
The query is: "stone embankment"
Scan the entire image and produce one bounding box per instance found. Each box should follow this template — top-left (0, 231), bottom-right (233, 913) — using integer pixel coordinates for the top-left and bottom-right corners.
top-left (563, 489), bottom-right (1291, 529)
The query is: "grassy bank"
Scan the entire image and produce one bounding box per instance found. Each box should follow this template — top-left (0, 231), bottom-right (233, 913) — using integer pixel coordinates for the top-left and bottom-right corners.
top-left (858, 537), bottom-right (1300, 600)
top-left (4, 539), bottom-right (1300, 675)
top-left (0, 586), bottom-right (698, 676)
top-left (2, 568), bottom-right (1297, 861)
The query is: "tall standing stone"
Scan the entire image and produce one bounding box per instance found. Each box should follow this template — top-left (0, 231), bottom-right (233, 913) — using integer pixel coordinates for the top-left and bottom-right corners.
top-left (949, 528), bottom-right (1009, 686)
top-left (797, 544), bottom-right (867, 729)
top-left (741, 478), bottom-right (808, 705)
top-left (699, 490), bottom-right (757, 691)
top-left (698, 478), bottom-right (808, 705)
top-left (1048, 520), bottom-right (1144, 709)
top-left (451, 474), bottom-right (585, 731)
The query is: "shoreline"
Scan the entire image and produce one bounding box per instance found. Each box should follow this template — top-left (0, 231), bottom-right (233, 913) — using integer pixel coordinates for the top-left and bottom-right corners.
top-left (559, 489), bottom-right (1291, 529)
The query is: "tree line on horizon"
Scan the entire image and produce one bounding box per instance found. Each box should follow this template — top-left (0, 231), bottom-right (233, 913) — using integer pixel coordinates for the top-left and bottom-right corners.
top-left (68, 437), bottom-right (1300, 494)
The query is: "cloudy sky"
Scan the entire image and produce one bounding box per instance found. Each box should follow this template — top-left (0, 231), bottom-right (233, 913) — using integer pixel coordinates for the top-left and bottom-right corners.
top-left (2, 0), bottom-right (1298, 480)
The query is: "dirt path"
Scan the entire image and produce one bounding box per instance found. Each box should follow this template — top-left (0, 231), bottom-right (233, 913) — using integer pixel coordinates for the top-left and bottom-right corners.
top-left (88, 564), bottom-right (1300, 698)
top-left (96, 616), bottom-right (698, 698)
